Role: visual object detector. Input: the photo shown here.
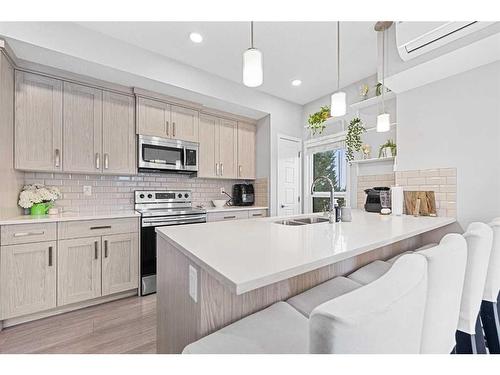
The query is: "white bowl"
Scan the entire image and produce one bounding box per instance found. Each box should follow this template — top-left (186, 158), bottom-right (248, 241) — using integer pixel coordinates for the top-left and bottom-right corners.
top-left (212, 200), bottom-right (227, 208)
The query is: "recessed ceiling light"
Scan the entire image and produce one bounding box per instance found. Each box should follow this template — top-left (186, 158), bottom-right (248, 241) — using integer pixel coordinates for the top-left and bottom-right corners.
top-left (291, 79), bottom-right (302, 87)
top-left (189, 32), bottom-right (203, 43)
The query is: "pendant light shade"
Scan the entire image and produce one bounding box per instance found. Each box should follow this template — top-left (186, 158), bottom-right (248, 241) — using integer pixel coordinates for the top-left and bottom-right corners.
top-left (243, 48), bottom-right (263, 87)
top-left (376, 113), bottom-right (391, 132)
top-left (330, 22), bottom-right (346, 117)
top-left (330, 91), bottom-right (347, 117)
top-left (243, 22), bottom-right (263, 88)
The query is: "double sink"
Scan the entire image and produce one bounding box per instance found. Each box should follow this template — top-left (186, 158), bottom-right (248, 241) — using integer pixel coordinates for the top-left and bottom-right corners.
top-left (274, 216), bottom-right (330, 226)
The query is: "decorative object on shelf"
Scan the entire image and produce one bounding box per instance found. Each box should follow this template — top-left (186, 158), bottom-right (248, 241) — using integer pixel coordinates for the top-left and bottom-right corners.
top-left (374, 82), bottom-right (391, 96)
top-left (375, 21), bottom-right (394, 132)
top-left (331, 22), bottom-right (347, 116)
top-left (243, 21), bottom-right (263, 87)
top-left (18, 184), bottom-right (62, 216)
top-left (360, 84), bottom-right (370, 100)
top-left (346, 117), bottom-right (366, 162)
top-left (361, 144), bottom-right (372, 159)
top-left (378, 139), bottom-right (397, 158)
top-left (307, 105), bottom-right (331, 135)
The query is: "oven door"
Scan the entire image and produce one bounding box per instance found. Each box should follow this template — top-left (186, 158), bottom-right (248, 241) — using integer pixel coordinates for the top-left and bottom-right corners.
top-left (138, 135), bottom-right (199, 172)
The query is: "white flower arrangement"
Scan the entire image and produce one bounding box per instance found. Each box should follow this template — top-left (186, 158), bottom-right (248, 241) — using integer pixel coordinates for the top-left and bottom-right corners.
top-left (18, 184), bottom-right (62, 209)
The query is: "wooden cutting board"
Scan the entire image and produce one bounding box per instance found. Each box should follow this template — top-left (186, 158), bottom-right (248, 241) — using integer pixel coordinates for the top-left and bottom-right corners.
top-left (403, 191), bottom-right (437, 216)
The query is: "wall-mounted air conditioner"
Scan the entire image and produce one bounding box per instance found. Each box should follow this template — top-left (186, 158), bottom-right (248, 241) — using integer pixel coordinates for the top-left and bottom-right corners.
top-left (396, 21), bottom-right (494, 61)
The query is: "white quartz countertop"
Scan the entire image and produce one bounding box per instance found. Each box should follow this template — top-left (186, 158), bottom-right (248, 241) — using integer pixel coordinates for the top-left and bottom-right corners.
top-left (156, 210), bottom-right (456, 295)
top-left (203, 206), bottom-right (268, 213)
top-left (0, 211), bottom-right (140, 225)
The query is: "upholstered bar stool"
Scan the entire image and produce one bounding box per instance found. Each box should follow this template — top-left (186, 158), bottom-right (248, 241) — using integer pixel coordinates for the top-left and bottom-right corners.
top-left (309, 254), bottom-right (428, 354)
top-left (480, 218), bottom-right (500, 354)
top-left (455, 222), bottom-right (493, 354)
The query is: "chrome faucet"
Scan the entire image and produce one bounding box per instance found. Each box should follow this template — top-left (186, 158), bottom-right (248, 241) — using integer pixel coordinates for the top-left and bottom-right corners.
top-left (311, 176), bottom-right (336, 223)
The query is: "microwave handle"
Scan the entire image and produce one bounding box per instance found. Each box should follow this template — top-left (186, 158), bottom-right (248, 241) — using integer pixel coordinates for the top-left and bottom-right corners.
top-left (183, 146), bottom-right (187, 168)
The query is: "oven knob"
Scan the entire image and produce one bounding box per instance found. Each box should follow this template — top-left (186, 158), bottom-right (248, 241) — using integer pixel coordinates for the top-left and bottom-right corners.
top-left (184, 193), bottom-right (189, 198)
top-left (147, 194), bottom-right (153, 199)
top-left (139, 194), bottom-right (145, 199)
top-left (178, 193), bottom-right (182, 198)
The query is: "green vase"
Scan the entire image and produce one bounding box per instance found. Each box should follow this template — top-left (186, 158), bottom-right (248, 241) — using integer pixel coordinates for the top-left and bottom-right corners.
top-left (30, 203), bottom-right (49, 216)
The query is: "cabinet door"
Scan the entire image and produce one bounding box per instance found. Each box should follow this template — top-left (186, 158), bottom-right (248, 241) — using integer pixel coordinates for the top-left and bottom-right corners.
top-left (218, 118), bottom-right (238, 179)
top-left (136, 97), bottom-right (170, 137)
top-left (237, 122), bottom-right (256, 179)
top-left (198, 114), bottom-right (218, 178)
top-left (102, 233), bottom-right (139, 296)
top-left (102, 91), bottom-right (136, 174)
top-left (171, 105), bottom-right (199, 142)
top-left (63, 82), bottom-right (103, 173)
top-left (0, 241), bottom-right (56, 319)
top-left (15, 71), bottom-right (63, 172)
top-left (58, 237), bottom-right (102, 306)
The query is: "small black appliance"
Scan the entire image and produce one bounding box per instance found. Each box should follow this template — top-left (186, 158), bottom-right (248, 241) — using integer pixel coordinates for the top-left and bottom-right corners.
top-left (232, 183), bottom-right (255, 206)
top-left (364, 187), bottom-right (391, 213)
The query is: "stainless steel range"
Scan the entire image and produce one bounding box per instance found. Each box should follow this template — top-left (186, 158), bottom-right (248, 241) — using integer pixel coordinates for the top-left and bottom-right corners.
top-left (135, 190), bottom-right (206, 295)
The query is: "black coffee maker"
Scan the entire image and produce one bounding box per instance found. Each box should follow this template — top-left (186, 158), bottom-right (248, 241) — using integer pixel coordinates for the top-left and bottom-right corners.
top-left (232, 183), bottom-right (255, 206)
top-left (364, 187), bottom-right (391, 212)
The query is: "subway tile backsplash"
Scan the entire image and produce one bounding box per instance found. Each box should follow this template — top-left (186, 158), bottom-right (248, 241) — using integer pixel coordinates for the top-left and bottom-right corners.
top-left (24, 172), bottom-right (257, 214)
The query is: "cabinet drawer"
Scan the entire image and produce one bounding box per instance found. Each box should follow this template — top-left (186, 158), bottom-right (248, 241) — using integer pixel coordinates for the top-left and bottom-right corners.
top-left (58, 218), bottom-right (139, 239)
top-left (248, 209), bottom-right (268, 219)
top-left (1, 223), bottom-right (57, 245)
top-left (207, 210), bottom-right (249, 222)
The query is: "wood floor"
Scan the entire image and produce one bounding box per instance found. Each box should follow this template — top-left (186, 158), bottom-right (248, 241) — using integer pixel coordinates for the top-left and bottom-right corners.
top-left (0, 295), bottom-right (157, 354)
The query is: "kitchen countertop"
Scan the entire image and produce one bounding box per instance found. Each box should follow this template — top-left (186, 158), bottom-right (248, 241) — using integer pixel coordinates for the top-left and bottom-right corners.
top-left (203, 206), bottom-right (268, 213)
top-left (156, 210), bottom-right (456, 295)
top-left (0, 210), bottom-right (140, 225)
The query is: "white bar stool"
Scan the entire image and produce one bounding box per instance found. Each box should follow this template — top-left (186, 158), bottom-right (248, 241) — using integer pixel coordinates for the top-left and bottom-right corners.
top-left (309, 254), bottom-right (428, 353)
top-left (480, 218), bottom-right (500, 354)
top-left (455, 222), bottom-right (493, 354)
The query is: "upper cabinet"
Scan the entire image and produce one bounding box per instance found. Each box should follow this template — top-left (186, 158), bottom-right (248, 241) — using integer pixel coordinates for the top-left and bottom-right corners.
top-left (198, 114), bottom-right (218, 178)
top-left (218, 118), bottom-right (238, 179)
top-left (14, 72), bottom-right (136, 175)
top-left (136, 96), bottom-right (199, 142)
top-left (15, 71), bottom-right (63, 172)
top-left (237, 122), bottom-right (256, 179)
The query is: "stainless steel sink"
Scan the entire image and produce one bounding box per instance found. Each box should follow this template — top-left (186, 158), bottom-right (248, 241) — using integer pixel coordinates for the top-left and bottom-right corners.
top-left (274, 216), bottom-right (330, 226)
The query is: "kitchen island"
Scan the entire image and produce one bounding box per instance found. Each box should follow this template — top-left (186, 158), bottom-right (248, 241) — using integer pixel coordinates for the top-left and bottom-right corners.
top-left (155, 210), bottom-right (458, 353)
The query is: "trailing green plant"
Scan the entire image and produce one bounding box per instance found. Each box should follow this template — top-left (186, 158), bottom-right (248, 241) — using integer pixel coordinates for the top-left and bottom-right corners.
top-left (378, 139), bottom-right (397, 158)
top-left (307, 105), bottom-right (330, 135)
top-left (345, 117), bottom-right (365, 162)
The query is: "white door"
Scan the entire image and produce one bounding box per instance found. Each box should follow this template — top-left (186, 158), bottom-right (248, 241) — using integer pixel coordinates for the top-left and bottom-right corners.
top-left (277, 136), bottom-right (302, 216)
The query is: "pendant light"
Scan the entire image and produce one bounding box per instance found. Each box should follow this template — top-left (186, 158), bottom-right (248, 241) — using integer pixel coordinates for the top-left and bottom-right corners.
top-left (331, 21), bottom-right (347, 117)
top-left (243, 21), bottom-right (263, 87)
top-left (375, 21), bottom-right (393, 132)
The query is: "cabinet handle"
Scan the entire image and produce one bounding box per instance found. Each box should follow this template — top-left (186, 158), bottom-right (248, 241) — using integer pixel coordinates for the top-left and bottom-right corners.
top-left (13, 231), bottom-right (45, 237)
top-left (166, 121), bottom-right (169, 136)
top-left (48, 246), bottom-right (53, 267)
top-left (216, 163), bottom-right (219, 176)
top-left (55, 149), bottom-right (60, 168)
top-left (173, 122), bottom-right (176, 137)
top-left (224, 215), bottom-right (236, 219)
top-left (90, 225), bottom-right (111, 230)
top-left (252, 213), bottom-right (263, 217)
top-left (221, 163), bottom-right (224, 176)
top-left (95, 153), bottom-right (100, 169)
top-left (104, 153), bottom-right (109, 169)
top-left (104, 240), bottom-right (108, 258)
top-left (94, 241), bottom-right (99, 259)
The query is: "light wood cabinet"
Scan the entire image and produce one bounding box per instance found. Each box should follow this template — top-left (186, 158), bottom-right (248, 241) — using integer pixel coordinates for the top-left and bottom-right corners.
top-left (102, 91), bottom-right (136, 174)
top-left (0, 241), bottom-right (56, 319)
top-left (136, 97), bottom-right (170, 137)
top-left (219, 119), bottom-right (238, 178)
top-left (15, 71), bottom-right (63, 172)
top-left (102, 233), bottom-right (139, 296)
top-left (237, 122), bottom-right (256, 179)
top-left (57, 236), bottom-right (102, 306)
top-left (63, 82), bottom-right (103, 173)
top-left (171, 105), bottom-right (199, 142)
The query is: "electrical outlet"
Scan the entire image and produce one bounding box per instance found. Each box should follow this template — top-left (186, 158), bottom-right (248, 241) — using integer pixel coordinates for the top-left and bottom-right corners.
top-left (83, 185), bottom-right (92, 196)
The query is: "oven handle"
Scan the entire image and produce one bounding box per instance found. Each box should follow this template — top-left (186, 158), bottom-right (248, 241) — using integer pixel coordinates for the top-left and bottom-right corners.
top-left (142, 218), bottom-right (207, 227)
top-left (142, 215), bottom-right (206, 227)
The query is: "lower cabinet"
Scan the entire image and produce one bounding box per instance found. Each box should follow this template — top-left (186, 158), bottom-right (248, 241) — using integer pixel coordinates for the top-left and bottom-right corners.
top-left (58, 236), bottom-right (102, 306)
top-left (207, 209), bottom-right (268, 222)
top-left (0, 242), bottom-right (57, 319)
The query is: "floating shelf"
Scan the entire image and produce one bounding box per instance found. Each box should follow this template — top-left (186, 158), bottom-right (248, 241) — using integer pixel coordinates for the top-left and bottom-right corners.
top-left (350, 156), bottom-right (395, 165)
top-left (350, 91), bottom-right (396, 111)
top-left (364, 123), bottom-right (397, 133)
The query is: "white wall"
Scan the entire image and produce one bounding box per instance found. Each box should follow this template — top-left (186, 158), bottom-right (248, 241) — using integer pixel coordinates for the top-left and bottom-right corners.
top-left (397, 61), bottom-right (500, 226)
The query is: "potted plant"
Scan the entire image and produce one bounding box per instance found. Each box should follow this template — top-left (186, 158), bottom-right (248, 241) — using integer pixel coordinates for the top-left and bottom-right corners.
top-left (378, 139), bottom-right (397, 158)
top-left (359, 84), bottom-right (369, 100)
top-left (18, 184), bottom-right (62, 216)
top-left (345, 117), bottom-right (365, 162)
top-left (307, 105), bottom-right (330, 135)
top-left (375, 83), bottom-right (391, 96)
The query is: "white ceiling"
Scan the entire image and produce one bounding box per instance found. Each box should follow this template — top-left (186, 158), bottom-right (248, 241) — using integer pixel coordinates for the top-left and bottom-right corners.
top-left (77, 22), bottom-right (378, 105)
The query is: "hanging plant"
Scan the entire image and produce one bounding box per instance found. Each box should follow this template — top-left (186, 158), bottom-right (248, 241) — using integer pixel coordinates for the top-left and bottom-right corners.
top-left (307, 105), bottom-right (330, 135)
top-left (345, 117), bottom-right (365, 162)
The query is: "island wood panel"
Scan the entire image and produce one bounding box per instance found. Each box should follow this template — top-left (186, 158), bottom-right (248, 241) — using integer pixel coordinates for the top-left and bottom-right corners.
top-left (156, 226), bottom-right (462, 353)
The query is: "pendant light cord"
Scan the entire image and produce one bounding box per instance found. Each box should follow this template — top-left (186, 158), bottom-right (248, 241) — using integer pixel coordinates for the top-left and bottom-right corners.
top-left (381, 28), bottom-right (386, 113)
top-left (251, 21), bottom-right (254, 49)
top-left (337, 21), bottom-right (340, 91)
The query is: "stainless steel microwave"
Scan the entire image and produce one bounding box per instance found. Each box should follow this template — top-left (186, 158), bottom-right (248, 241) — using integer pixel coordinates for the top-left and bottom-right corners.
top-left (138, 135), bottom-right (199, 173)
